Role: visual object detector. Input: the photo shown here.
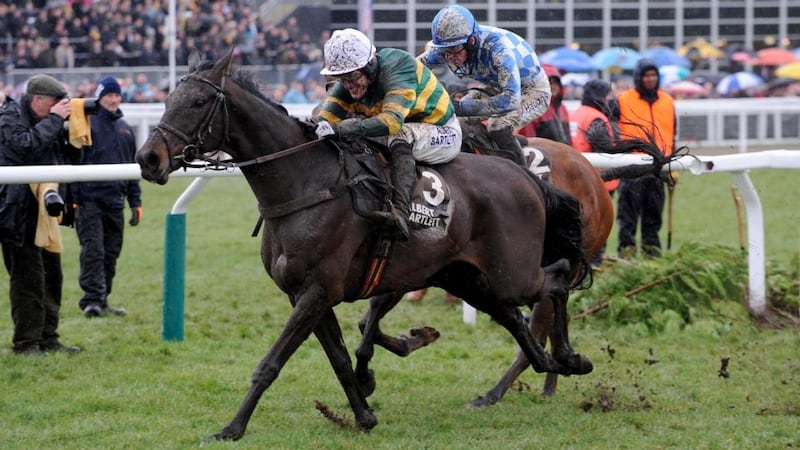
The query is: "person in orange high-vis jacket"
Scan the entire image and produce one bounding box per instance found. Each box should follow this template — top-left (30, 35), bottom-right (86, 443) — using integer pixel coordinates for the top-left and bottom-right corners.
top-left (570, 79), bottom-right (619, 193)
top-left (569, 79), bottom-right (618, 265)
top-left (613, 58), bottom-right (676, 258)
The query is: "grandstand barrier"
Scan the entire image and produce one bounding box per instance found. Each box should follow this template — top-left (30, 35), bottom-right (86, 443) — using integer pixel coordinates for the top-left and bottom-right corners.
top-left (0, 150), bottom-right (797, 336)
top-left (122, 98), bottom-right (800, 151)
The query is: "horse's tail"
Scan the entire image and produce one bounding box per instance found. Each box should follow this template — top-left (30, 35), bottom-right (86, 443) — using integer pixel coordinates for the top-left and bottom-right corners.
top-left (530, 173), bottom-right (591, 289)
top-left (587, 125), bottom-right (684, 185)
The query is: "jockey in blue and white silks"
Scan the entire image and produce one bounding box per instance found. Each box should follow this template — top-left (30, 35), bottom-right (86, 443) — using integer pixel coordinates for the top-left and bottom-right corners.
top-left (418, 5), bottom-right (551, 165)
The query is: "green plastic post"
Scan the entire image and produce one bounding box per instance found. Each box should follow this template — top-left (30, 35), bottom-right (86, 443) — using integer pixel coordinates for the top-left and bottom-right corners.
top-left (162, 212), bottom-right (186, 341)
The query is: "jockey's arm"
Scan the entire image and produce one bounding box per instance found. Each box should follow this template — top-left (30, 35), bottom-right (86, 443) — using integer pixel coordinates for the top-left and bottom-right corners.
top-left (455, 46), bottom-right (522, 118)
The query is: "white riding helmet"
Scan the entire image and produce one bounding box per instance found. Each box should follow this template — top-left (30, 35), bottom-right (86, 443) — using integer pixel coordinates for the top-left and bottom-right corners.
top-left (320, 28), bottom-right (376, 76)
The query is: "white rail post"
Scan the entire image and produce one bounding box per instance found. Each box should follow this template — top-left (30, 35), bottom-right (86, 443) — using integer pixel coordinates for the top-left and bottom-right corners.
top-left (730, 171), bottom-right (766, 314)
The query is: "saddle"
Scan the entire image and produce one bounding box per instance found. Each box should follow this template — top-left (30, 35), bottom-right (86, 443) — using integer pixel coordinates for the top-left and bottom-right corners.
top-left (339, 139), bottom-right (451, 235)
top-left (253, 138), bottom-right (451, 237)
top-left (459, 118), bottom-right (553, 183)
top-left (338, 139), bottom-right (391, 218)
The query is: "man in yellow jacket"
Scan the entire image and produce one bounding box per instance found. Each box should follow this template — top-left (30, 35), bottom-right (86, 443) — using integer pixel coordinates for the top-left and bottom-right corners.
top-left (614, 58), bottom-right (676, 258)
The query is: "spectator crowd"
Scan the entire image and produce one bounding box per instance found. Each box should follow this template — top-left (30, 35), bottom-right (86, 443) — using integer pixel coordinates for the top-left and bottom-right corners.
top-left (1, 1), bottom-right (328, 69)
top-left (1, 1), bottom-right (797, 105)
top-left (0, 0), bottom-right (330, 104)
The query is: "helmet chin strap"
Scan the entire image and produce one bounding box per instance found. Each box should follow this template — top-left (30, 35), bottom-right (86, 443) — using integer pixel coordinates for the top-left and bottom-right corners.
top-left (362, 56), bottom-right (380, 81)
top-left (450, 63), bottom-right (472, 78)
top-left (449, 37), bottom-right (477, 78)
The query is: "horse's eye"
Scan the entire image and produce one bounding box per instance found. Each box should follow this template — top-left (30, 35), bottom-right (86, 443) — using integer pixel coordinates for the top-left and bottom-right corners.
top-left (194, 98), bottom-right (206, 107)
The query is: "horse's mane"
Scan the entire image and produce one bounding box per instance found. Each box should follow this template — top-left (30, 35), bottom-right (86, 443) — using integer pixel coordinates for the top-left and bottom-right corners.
top-left (191, 55), bottom-right (315, 135)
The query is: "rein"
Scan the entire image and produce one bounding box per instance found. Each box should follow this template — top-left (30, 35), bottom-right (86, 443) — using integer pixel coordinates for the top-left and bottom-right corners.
top-left (173, 137), bottom-right (327, 171)
top-left (235, 138), bottom-right (326, 168)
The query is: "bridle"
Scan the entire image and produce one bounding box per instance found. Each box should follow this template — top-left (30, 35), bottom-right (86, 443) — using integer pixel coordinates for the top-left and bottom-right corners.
top-left (153, 72), bottom-right (325, 171)
top-left (155, 73), bottom-right (231, 168)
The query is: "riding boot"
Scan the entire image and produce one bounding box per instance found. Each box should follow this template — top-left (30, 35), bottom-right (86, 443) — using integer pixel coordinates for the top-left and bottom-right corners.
top-left (489, 126), bottom-right (526, 167)
top-left (371, 141), bottom-right (415, 241)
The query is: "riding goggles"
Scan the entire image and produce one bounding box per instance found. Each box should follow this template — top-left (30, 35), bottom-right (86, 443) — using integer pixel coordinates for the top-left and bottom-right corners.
top-left (443, 44), bottom-right (466, 56)
top-left (336, 70), bottom-right (364, 82)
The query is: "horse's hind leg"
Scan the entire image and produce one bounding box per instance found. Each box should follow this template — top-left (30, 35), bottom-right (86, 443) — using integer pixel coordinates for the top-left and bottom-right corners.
top-left (470, 300), bottom-right (557, 407)
top-left (356, 292), bottom-right (440, 397)
top-left (545, 259), bottom-right (593, 376)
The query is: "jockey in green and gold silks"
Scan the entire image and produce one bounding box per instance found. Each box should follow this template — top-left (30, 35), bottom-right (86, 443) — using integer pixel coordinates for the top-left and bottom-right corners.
top-left (315, 29), bottom-right (462, 241)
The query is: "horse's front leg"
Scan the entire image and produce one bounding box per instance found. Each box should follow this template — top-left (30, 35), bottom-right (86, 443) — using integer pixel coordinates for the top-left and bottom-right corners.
top-left (532, 299), bottom-right (560, 396)
top-left (355, 292), bottom-right (440, 397)
top-left (314, 307), bottom-right (377, 430)
top-left (544, 259), bottom-right (593, 376)
top-left (207, 288), bottom-right (369, 442)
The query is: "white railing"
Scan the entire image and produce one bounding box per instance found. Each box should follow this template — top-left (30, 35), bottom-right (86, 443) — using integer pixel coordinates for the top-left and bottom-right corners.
top-left (2, 148), bottom-right (798, 329)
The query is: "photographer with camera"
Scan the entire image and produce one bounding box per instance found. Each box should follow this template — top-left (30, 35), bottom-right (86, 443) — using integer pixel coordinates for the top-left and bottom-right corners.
top-left (0, 74), bottom-right (82, 355)
top-left (71, 76), bottom-right (142, 318)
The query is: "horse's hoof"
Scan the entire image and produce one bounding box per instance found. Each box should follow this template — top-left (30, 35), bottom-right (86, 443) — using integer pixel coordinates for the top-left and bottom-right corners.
top-left (552, 353), bottom-right (593, 376)
top-left (204, 425), bottom-right (243, 443)
top-left (571, 354), bottom-right (593, 375)
top-left (410, 326), bottom-right (440, 345)
top-left (358, 369), bottom-right (376, 397)
top-left (468, 394), bottom-right (498, 408)
top-left (357, 410), bottom-right (378, 431)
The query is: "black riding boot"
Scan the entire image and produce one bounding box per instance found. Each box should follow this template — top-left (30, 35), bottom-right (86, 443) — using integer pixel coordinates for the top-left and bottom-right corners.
top-left (489, 126), bottom-right (526, 167)
top-left (372, 141), bottom-right (415, 241)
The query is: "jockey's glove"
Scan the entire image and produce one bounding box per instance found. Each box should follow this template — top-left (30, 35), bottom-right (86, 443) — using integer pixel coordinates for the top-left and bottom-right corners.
top-left (129, 206), bottom-right (143, 227)
top-left (452, 99), bottom-right (483, 118)
top-left (315, 121), bottom-right (338, 139)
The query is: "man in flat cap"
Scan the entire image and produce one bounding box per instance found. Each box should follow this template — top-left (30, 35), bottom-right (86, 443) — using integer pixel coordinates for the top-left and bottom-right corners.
top-left (0, 74), bottom-right (82, 354)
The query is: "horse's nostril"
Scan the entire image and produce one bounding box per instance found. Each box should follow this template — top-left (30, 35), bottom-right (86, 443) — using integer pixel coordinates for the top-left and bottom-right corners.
top-left (136, 150), bottom-right (160, 171)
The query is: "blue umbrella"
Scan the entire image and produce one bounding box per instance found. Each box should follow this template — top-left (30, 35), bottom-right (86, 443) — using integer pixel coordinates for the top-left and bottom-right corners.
top-left (715, 71), bottom-right (764, 96)
top-left (539, 46), bottom-right (597, 73)
top-left (641, 46), bottom-right (692, 68)
top-left (592, 47), bottom-right (641, 70)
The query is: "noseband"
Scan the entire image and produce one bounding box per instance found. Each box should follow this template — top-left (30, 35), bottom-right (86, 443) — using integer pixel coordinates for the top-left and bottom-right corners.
top-left (155, 73), bottom-right (231, 168)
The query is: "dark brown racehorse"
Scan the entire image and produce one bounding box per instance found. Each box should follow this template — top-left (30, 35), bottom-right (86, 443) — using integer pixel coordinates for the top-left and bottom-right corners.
top-left (135, 49), bottom-right (592, 441)
top-left (356, 122), bottom-right (674, 405)
top-left (354, 135), bottom-right (612, 401)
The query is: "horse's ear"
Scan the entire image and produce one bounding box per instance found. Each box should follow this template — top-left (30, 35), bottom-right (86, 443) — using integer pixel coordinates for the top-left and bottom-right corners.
top-left (188, 49), bottom-right (204, 73)
top-left (214, 47), bottom-right (237, 77)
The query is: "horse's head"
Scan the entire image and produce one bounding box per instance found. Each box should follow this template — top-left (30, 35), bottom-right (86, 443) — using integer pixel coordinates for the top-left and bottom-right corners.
top-left (136, 48), bottom-right (236, 184)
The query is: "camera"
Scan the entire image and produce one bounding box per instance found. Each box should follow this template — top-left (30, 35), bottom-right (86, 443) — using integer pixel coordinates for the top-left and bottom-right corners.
top-left (63, 97), bottom-right (100, 135)
top-left (81, 97), bottom-right (100, 115)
